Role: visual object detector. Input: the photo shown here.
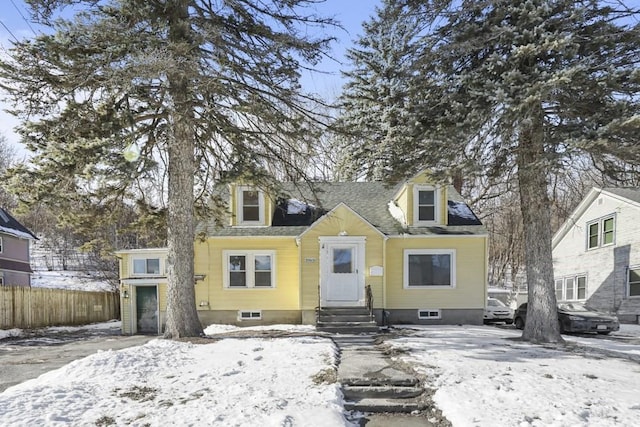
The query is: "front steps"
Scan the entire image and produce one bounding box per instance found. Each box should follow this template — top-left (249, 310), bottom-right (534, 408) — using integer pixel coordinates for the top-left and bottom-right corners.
top-left (334, 335), bottom-right (429, 416)
top-left (316, 307), bottom-right (378, 334)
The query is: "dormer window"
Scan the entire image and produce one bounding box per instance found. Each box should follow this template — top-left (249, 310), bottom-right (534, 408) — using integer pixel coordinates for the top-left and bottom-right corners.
top-left (237, 186), bottom-right (265, 225)
top-left (413, 185), bottom-right (440, 225)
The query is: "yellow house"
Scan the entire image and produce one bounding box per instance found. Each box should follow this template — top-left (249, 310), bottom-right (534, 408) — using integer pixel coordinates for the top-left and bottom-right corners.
top-left (117, 172), bottom-right (488, 334)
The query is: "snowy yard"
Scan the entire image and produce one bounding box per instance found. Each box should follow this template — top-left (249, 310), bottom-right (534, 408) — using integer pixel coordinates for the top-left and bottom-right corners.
top-left (1, 323), bottom-right (640, 426)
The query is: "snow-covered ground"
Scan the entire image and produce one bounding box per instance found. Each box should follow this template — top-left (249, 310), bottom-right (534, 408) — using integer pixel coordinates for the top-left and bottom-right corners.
top-left (29, 240), bottom-right (115, 292)
top-left (0, 319), bottom-right (120, 341)
top-left (30, 270), bottom-right (114, 292)
top-left (387, 324), bottom-right (640, 427)
top-left (1, 323), bottom-right (640, 426)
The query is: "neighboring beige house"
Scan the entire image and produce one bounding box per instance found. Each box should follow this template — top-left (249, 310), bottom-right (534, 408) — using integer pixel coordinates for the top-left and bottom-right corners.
top-left (0, 208), bottom-right (37, 287)
top-left (117, 171), bottom-right (489, 335)
top-left (552, 187), bottom-right (640, 323)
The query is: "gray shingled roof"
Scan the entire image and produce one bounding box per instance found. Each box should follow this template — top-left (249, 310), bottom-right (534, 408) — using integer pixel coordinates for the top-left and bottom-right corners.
top-left (0, 208), bottom-right (37, 240)
top-left (198, 182), bottom-right (486, 237)
top-left (604, 187), bottom-right (640, 204)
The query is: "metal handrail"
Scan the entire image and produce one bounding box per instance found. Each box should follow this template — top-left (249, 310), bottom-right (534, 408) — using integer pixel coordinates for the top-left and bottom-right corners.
top-left (365, 284), bottom-right (373, 319)
top-left (317, 282), bottom-right (321, 324)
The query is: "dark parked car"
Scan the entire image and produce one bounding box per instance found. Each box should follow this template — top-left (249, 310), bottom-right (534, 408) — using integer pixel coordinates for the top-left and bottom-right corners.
top-left (513, 302), bottom-right (620, 335)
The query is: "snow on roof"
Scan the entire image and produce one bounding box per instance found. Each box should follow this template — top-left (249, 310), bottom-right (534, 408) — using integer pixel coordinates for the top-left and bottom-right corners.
top-left (0, 208), bottom-right (37, 240)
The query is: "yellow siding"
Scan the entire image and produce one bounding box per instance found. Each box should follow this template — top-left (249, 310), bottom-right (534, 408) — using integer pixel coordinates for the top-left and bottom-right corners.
top-left (385, 236), bottom-right (487, 309)
top-left (157, 282), bottom-right (168, 311)
top-left (299, 205), bottom-right (385, 310)
top-left (195, 237), bottom-right (300, 310)
top-left (121, 285), bottom-right (132, 334)
top-left (119, 254), bottom-right (129, 278)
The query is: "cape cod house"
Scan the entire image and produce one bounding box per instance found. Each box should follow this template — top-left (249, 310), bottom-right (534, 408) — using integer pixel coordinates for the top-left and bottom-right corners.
top-left (552, 187), bottom-right (640, 323)
top-left (0, 208), bottom-right (37, 287)
top-left (117, 171), bottom-right (488, 334)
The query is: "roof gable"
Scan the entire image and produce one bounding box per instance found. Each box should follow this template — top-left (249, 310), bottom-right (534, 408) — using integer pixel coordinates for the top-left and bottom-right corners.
top-left (298, 202), bottom-right (387, 240)
top-left (552, 187), bottom-right (640, 247)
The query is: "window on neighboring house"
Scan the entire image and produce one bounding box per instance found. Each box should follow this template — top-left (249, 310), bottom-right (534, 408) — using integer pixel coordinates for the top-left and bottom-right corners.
top-left (587, 215), bottom-right (615, 249)
top-left (0, 236), bottom-right (3, 253)
top-left (555, 274), bottom-right (587, 301)
top-left (404, 249), bottom-right (455, 288)
top-left (133, 258), bottom-right (161, 275)
top-left (555, 279), bottom-right (563, 301)
top-left (413, 186), bottom-right (440, 225)
top-left (0, 272), bottom-right (3, 286)
top-left (629, 267), bottom-right (640, 298)
top-left (237, 187), bottom-right (264, 225)
top-left (225, 251), bottom-right (275, 288)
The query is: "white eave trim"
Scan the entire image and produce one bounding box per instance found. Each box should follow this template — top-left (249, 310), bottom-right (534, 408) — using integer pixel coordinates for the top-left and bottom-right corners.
top-left (121, 277), bottom-right (167, 285)
top-left (388, 233), bottom-right (488, 239)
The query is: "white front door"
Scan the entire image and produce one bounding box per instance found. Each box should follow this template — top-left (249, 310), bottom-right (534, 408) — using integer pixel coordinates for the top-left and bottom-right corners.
top-left (320, 237), bottom-right (365, 306)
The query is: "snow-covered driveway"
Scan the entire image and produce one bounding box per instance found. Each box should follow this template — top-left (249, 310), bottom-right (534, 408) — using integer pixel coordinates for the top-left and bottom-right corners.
top-left (0, 322), bottom-right (152, 392)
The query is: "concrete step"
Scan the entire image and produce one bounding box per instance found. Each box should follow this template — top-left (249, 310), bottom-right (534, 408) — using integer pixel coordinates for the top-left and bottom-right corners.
top-left (316, 325), bottom-right (379, 334)
top-left (318, 314), bottom-right (374, 322)
top-left (344, 397), bottom-right (428, 413)
top-left (318, 307), bottom-right (371, 316)
top-left (317, 320), bottom-right (377, 327)
top-left (342, 385), bottom-right (424, 399)
top-left (340, 375), bottom-right (419, 387)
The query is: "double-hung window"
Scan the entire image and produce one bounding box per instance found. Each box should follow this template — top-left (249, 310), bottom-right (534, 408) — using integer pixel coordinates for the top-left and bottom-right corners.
top-left (237, 186), bottom-right (264, 225)
top-left (586, 215), bottom-right (615, 249)
top-left (555, 275), bottom-right (586, 301)
top-left (225, 251), bottom-right (275, 288)
top-left (132, 258), bottom-right (161, 275)
top-left (413, 186), bottom-right (440, 225)
top-left (629, 267), bottom-right (640, 298)
top-left (404, 249), bottom-right (455, 288)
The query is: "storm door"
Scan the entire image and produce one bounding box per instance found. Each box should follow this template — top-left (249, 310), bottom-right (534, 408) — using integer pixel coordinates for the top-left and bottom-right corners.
top-left (135, 286), bottom-right (158, 334)
top-left (320, 237), bottom-right (365, 306)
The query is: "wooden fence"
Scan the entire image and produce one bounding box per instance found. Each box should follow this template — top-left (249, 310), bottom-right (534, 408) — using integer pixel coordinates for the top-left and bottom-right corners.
top-left (0, 286), bottom-right (120, 329)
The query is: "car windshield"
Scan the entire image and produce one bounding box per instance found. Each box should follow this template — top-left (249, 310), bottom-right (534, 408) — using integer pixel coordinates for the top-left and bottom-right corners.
top-left (487, 298), bottom-right (507, 307)
top-left (558, 303), bottom-right (588, 312)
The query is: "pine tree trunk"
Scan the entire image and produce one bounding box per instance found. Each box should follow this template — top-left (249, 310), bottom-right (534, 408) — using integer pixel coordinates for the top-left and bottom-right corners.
top-left (163, 0), bottom-right (203, 338)
top-left (517, 112), bottom-right (563, 343)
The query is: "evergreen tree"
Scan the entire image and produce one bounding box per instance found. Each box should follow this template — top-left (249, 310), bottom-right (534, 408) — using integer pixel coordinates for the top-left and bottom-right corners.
top-left (0, 0), bottom-right (334, 338)
top-left (342, 0), bottom-right (640, 343)
top-left (335, 0), bottom-right (425, 181)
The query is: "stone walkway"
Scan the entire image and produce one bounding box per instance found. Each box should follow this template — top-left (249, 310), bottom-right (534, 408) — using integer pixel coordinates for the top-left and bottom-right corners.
top-left (333, 333), bottom-right (448, 426)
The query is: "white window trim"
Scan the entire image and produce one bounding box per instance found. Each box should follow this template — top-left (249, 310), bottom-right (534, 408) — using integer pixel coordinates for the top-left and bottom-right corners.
top-left (237, 186), bottom-right (265, 226)
top-left (223, 250), bottom-right (276, 289)
top-left (131, 256), bottom-right (164, 277)
top-left (238, 310), bottom-right (262, 321)
top-left (413, 185), bottom-right (441, 226)
top-left (418, 309), bottom-right (442, 320)
top-left (403, 249), bottom-right (456, 289)
top-left (555, 274), bottom-right (587, 301)
top-left (628, 265), bottom-right (640, 299)
top-left (586, 214), bottom-right (615, 250)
